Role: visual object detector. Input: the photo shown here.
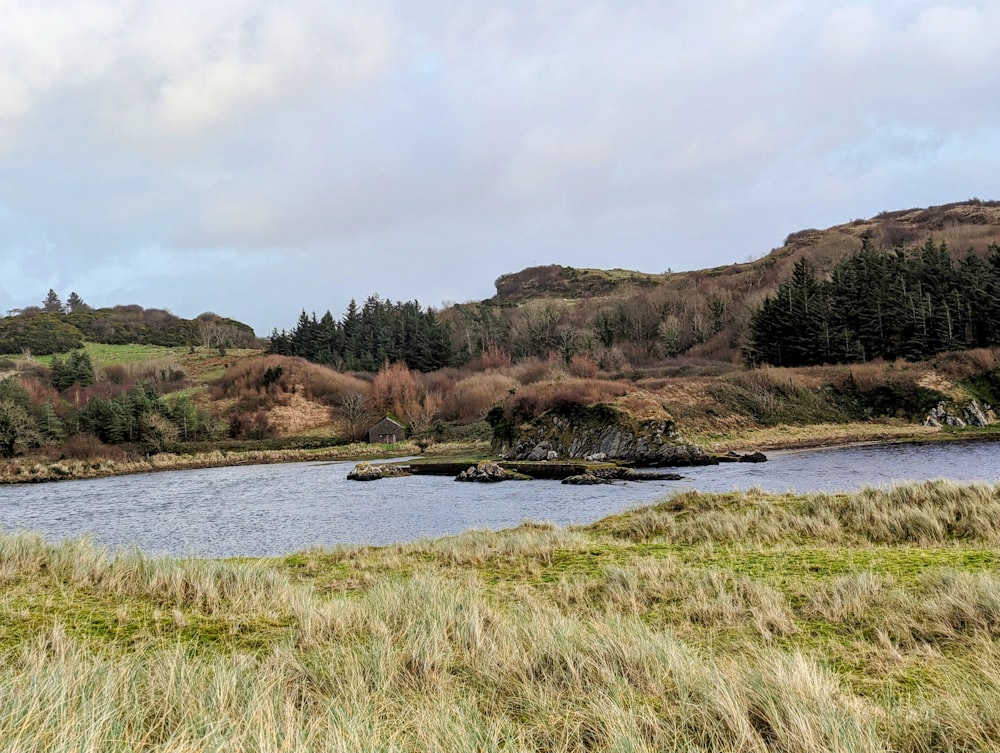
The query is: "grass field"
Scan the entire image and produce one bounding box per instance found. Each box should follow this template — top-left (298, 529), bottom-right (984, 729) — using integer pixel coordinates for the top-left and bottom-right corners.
top-left (26, 342), bottom-right (262, 378)
top-left (2, 480), bottom-right (1000, 751)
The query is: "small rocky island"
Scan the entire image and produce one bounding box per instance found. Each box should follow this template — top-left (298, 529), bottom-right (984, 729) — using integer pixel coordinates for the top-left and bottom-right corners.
top-left (348, 396), bottom-right (766, 483)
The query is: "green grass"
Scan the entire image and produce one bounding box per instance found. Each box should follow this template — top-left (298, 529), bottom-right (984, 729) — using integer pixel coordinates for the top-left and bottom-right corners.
top-left (4, 480), bottom-right (1000, 750)
top-left (27, 342), bottom-right (187, 367)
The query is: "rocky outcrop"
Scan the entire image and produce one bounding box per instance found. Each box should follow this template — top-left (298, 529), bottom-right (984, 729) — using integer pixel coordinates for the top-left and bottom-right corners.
top-left (455, 461), bottom-right (508, 482)
top-left (503, 402), bottom-right (715, 467)
top-left (964, 400), bottom-right (992, 427)
top-left (923, 400), bottom-right (995, 428)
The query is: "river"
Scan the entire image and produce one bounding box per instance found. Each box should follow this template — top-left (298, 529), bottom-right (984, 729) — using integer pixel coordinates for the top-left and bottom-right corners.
top-left (1, 441), bottom-right (998, 557)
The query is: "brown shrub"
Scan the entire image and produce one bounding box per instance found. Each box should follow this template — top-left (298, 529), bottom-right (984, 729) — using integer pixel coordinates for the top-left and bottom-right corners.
top-left (477, 348), bottom-right (513, 371)
top-left (228, 408), bottom-right (276, 439)
top-left (17, 376), bottom-right (61, 405)
top-left (879, 221), bottom-right (921, 248)
top-left (931, 349), bottom-right (1000, 380)
top-left (367, 361), bottom-right (419, 423)
top-left (102, 364), bottom-right (129, 385)
top-left (50, 434), bottom-right (130, 462)
top-left (418, 370), bottom-right (458, 396)
top-left (510, 356), bottom-right (562, 385)
top-left (729, 367), bottom-right (809, 396)
top-left (503, 378), bottom-right (632, 422)
top-left (300, 368), bottom-right (370, 406)
top-left (843, 360), bottom-right (915, 393)
top-left (211, 355), bottom-right (369, 406)
top-left (440, 373), bottom-right (519, 422)
top-left (567, 353), bottom-right (598, 378)
top-left (410, 390), bottom-right (444, 433)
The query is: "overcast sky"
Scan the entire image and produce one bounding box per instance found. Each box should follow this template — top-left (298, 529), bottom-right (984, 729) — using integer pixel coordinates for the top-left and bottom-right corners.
top-left (1, 1), bottom-right (998, 334)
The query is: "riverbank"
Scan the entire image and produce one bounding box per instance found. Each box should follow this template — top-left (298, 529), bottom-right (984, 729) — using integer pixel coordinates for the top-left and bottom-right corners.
top-left (0, 440), bottom-right (489, 485)
top-left (3, 479), bottom-right (1000, 750)
top-left (5, 422), bottom-right (1000, 485)
top-left (689, 420), bottom-right (945, 453)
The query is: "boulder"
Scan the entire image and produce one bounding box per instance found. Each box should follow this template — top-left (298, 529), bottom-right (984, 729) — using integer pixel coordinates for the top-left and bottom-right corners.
top-left (347, 462), bottom-right (383, 481)
top-left (347, 462), bottom-right (409, 480)
top-left (562, 473), bottom-right (608, 485)
top-left (716, 451), bottom-right (767, 463)
top-left (525, 442), bottom-right (552, 461)
top-left (456, 461), bottom-right (508, 483)
top-left (964, 400), bottom-right (990, 427)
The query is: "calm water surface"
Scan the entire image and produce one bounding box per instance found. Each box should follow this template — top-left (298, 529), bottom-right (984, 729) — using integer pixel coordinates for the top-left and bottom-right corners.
top-left (0, 441), bottom-right (998, 557)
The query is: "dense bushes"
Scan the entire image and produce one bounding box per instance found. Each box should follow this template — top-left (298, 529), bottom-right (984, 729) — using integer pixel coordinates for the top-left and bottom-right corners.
top-left (0, 313), bottom-right (84, 355)
top-left (0, 303), bottom-right (256, 354)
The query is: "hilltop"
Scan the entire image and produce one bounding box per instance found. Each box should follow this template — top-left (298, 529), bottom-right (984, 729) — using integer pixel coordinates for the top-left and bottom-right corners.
top-left (0, 299), bottom-right (258, 356)
top-left (441, 199), bottom-right (1000, 364)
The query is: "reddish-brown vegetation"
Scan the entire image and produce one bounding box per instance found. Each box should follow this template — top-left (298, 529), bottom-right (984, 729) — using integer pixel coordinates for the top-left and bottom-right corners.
top-left (439, 373), bottom-right (519, 423)
top-left (501, 377), bottom-right (633, 424)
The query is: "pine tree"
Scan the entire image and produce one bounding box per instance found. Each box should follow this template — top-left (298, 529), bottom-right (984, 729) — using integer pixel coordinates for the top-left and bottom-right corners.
top-left (65, 292), bottom-right (89, 313)
top-left (42, 289), bottom-right (63, 312)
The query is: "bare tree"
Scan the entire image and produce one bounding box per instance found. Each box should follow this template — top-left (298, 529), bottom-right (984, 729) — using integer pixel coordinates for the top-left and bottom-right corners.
top-left (340, 392), bottom-right (367, 440)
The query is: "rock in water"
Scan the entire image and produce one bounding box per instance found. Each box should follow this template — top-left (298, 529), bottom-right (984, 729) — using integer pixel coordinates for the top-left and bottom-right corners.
top-left (347, 462), bottom-right (383, 481)
top-left (455, 461), bottom-right (508, 482)
top-left (562, 473), bottom-right (608, 485)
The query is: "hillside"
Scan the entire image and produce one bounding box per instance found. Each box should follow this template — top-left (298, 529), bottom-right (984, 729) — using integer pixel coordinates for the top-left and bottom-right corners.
top-left (441, 199), bottom-right (1000, 365)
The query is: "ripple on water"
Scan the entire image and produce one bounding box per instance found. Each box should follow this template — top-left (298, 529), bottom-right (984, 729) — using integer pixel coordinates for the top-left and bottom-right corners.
top-left (0, 442), bottom-right (997, 557)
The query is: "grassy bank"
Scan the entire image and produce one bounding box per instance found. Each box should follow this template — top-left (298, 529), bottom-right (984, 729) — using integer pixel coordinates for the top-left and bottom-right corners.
top-left (3, 480), bottom-right (1000, 750)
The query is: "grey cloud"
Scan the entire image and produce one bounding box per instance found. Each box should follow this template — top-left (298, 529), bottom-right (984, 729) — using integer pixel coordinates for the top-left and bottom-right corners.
top-left (1, 1), bottom-right (998, 334)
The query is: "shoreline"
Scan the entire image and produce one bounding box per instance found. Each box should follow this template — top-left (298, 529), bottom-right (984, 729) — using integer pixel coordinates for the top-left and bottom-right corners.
top-left (3, 423), bottom-right (998, 486)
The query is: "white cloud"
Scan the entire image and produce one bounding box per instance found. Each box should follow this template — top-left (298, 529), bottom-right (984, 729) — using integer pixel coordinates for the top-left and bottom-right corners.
top-left (0, 1), bottom-right (999, 332)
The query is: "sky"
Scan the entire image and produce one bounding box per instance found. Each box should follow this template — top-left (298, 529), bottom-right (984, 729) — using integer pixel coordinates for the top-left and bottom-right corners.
top-left (1, 1), bottom-right (999, 335)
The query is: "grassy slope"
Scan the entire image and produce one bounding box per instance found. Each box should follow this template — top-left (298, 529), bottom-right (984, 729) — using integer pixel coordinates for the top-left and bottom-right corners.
top-left (3, 480), bottom-right (1000, 750)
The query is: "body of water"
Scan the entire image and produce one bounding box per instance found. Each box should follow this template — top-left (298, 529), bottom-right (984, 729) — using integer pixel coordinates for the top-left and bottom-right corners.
top-left (1, 441), bottom-right (998, 557)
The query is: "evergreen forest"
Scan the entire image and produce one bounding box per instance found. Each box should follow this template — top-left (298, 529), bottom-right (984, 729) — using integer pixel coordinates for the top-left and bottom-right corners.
top-left (745, 239), bottom-right (1000, 366)
top-left (267, 295), bottom-right (453, 372)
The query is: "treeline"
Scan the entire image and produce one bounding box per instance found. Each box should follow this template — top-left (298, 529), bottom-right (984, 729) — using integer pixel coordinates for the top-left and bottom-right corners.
top-left (267, 295), bottom-right (452, 372)
top-left (745, 239), bottom-right (1000, 366)
top-left (1, 291), bottom-right (257, 355)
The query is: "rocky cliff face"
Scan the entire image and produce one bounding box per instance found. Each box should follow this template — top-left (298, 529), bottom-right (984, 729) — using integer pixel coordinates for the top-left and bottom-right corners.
top-left (500, 402), bottom-right (714, 467)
